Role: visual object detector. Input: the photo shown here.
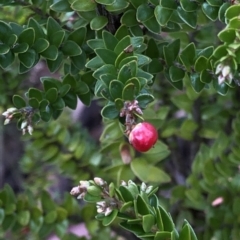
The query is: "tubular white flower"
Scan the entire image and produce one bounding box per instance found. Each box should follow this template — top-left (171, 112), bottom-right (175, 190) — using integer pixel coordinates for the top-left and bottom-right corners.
top-left (104, 207), bottom-right (113, 216)
top-left (215, 63), bottom-right (223, 74)
top-left (222, 65), bottom-right (231, 77)
top-left (21, 120), bottom-right (28, 129)
top-left (218, 75), bottom-right (225, 85)
top-left (27, 125), bottom-right (33, 135)
top-left (4, 118), bottom-right (10, 125)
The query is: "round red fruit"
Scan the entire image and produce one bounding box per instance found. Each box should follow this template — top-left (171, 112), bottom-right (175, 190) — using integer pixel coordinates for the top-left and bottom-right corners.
top-left (129, 122), bottom-right (158, 152)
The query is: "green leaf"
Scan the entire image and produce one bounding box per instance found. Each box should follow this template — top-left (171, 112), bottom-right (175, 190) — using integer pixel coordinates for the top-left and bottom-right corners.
top-left (169, 66), bottom-right (185, 82)
top-left (32, 38), bottom-right (49, 53)
top-left (229, 17), bottom-right (240, 29)
top-left (95, 49), bottom-right (117, 64)
top-left (225, 4), bottom-right (240, 21)
top-left (131, 159), bottom-right (171, 183)
top-left (115, 25), bottom-right (129, 41)
top-left (105, 0), bottom-right (129, 12)
top-left (18, 49), bottom-right (37, 68)
top-left (101, 103), bottom-right (119, 119)
top-left (103, 30), bottom-right (118, 51)
top-left (136, 93), bottom-right (154, 108)
top-left (86, 56), bottom-right (104, 69)
top-left (62, 40), bottom-right (82, 56)
top-left (158, 205), bottom-right (175, 232)
top-left (62, 91), bottom-right (78, 109)
top-left (52, 97), bottom-right (65, 110)
top-left (0, 43), bottom-right (10, 54)
top-left (50, 30), bottom-right (65, 47)
top-left (90, 16), bottom-right (108, 30)
top-left (17, 210), bottom-right (30, 226)
top-left (114, 35), bottom-right (131, 55)
top-left (119, 186), bottom-right (134, 202)
top-left (39, 99), bottom-right (49, 112)
top-left (50, 0), bottom-right (72, 12)
top-left (155, 6), bottom-right (173, 26)
top-left (102, 209), bottom-right (118, 226)
top-left (44, 210), bottom-right (57, 224)
top-left (200, 69), bottom-right (212, 84)
top-left (194, 56), bottom-right (208, 72)
top-left (180, 0), bottom-right (198, 12)
top-left (218, 28), bottom-right (236, 43)
top-left (0, 21), bottom-right (12, 43)
top-left (129, 0), bottom-right (147, 9)
top-left (0, 50), bottom-right (14, 68)
top-left (41, 45), bottom-right (58, 60)
top-left (95, 0), bottom-right (115, 4)
top-left (41, 191), bottom-right (56, 211)
top-left (46, 17), bottom-right (62, 38)
top-left (93, 64), bottom-right (117, 80)
top-left (122, 83), bottom-right (135, 101)
top-left (218, 3), bottom-right (231, 22)
top-left (154, 231), bottom-right (172, 240)
top-left (163, 39), bottom-right (180, 66)
top-left (190, 73), bottom-right (205, 93)
top-left (0, 209), bottom-right (5, 225)
top-left (179, 43), bottom-right (196, 70)
top-left (137, 3), bottom-right (154, 22)
top-left (212, 78), bottom-right (228, 96)
top-left (115, 98), bottom-right (124, 110)
top-left (18, 28), bottom-right (35, 46)
top-left (177, 7), bottom-right (197, 28)
top-left (29, 98), bottom-right (39, 109)
top-left (109, 80), bottom-right (124, 99)
top-left (12, 42), bottom-right (29, 53)
top-left (202, 3), bottom-right (219, 21)
top-left (47, 52), bottom-right (64, 72)
top-left (142, 214), bottom-right (155, 232)
top-left (71, 52), bottom-right (86, 70)
top-left (160, 0), bottom-right (177, 9)
top-left (42, 78), bottom-right (60, 91)
top-left (68, 27), bottom-right (86, 46)
top-left (28, 18), bottom-right (45, 39)
top-left (13, 95), bottom-right (26, 109)
top-left (45, 88), bottom-right (58, 103)
top-left (121, 9), bottom-right (138, 27)
top-left (136, 195), bottom-right (149, 215)
top-left (71, 0), bottom-right (97, 11)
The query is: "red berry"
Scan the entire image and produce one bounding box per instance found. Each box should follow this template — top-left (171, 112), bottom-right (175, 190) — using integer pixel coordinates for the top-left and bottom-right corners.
top-left (129, 122), bottom-right (158, 152)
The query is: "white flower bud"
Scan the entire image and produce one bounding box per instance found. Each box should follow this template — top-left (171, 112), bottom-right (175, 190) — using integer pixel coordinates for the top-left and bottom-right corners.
top-left (94, 177), bottom-right (106, 186)
top-left (104, 207), bottom-right (113, 216)
top-left (27, 125), bottom-right (33, 135)
top-left (7, 108), bottom-right (17, 113)
top-left (4, 118), bottom-right (10, 125)
top-left (141, 182), bottom-right (147, 192)
top-left (120, 180), bottom-right (127, 186)
top-left (79, 180), bottom-right (90, 189)
top-left (2, 111), bottom-right (9, 117)
top-left (222, 65), bottom-right (231, 77)
top-left (146, 185), bottom-right (154, 194)
top-left (70, 186), bottom-right (80, 195)
top-left (96, 201), bottom-right (107, 208)
top-left (77, 192), bottom-right (86, 199)
top-left (21, 120), bottom-right (28, 129)
top-left (218, 75), bottom-right (225, 85)
top-left (97, 207), bottom-right (104, 214)
top-left (215, 63), bottom-right (223, 74)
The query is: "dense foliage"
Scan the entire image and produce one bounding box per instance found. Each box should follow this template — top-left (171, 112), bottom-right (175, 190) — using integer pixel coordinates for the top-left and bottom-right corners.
top-left (1, 0), bottom-right (240, 239)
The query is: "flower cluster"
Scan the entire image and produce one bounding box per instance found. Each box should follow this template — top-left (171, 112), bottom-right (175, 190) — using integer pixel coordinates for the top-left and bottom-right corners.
top-left (215, 63), bottom-right (233, 85)
top-left (120, 100), bottom-right (143, 135)
top-left (2, 108), bottom-right (18, 125)
top-left (70, 177), bottom-right (120, 217)
top-left (2, 107), bottom-right (35, 135)
top-left (70, 180), bottom-right (90, 199)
